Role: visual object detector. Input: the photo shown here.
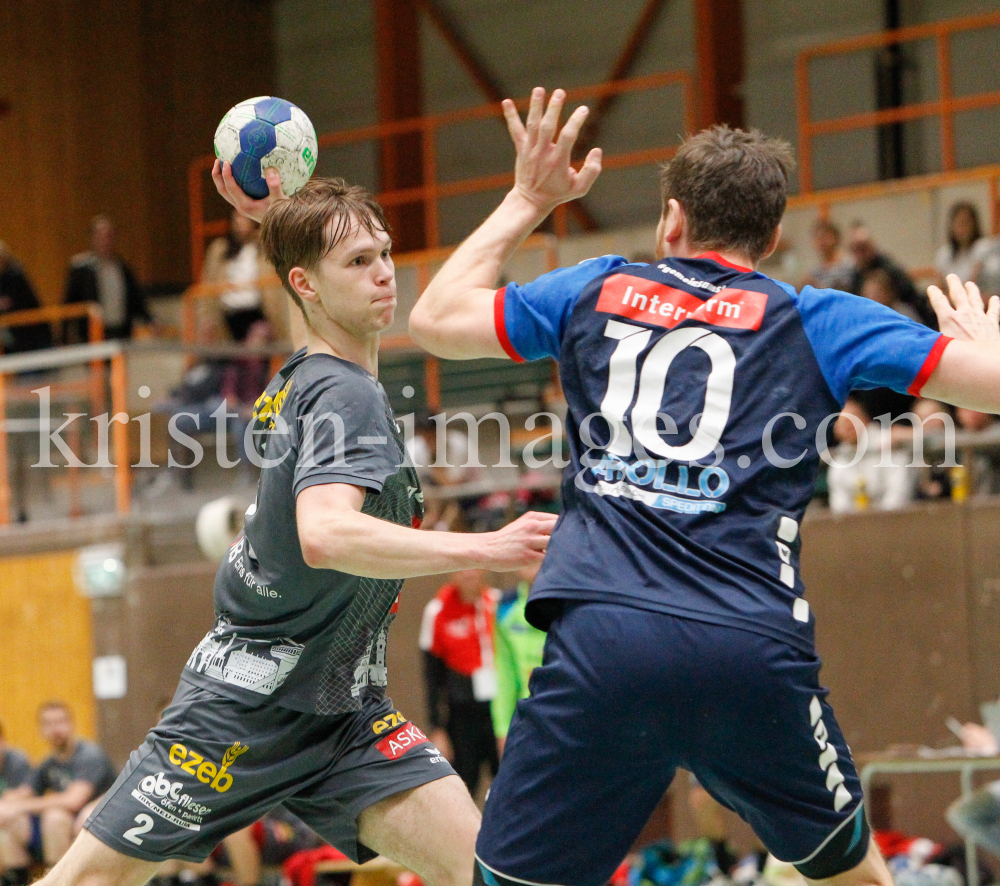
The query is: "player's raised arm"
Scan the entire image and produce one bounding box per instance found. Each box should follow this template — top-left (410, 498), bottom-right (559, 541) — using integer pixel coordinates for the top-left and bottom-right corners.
top-left (297, 483), bottom-right (556, 578)
top-left (409, 88), bottom-right (602, 360)
top-left (921, 274), bottom-right (1000, 412)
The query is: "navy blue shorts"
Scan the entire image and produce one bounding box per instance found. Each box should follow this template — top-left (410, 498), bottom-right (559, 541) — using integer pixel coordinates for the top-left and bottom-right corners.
top-left (476, 602), bottom-right (865, 886)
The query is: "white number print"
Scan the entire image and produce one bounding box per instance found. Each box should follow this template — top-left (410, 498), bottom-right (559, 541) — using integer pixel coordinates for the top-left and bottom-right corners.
top-left (600, 319), bottom-right (736, 462)
top-left (123, 813), bottom-right (154, 846)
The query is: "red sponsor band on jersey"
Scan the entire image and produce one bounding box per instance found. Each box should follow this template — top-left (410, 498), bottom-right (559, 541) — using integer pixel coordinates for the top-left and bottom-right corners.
top-left (375, 722), bottom-right (429, 760)
top-left (596, 274), bottom-right (767, 331)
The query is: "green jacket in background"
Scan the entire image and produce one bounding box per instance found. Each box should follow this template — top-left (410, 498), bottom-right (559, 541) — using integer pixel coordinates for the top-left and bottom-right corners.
top-left (491, 581), bottom-right (548, 738)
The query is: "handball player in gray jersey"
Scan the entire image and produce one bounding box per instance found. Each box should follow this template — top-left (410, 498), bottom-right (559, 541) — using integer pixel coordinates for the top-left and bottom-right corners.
top-left (38, 166), bottom-right (555, 886)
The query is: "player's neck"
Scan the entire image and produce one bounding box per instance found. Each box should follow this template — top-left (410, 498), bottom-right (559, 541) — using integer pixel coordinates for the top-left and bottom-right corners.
top-left (306, 324), bottom-right (380, 376)
top-left (668, 244), bottom-right (755, 271)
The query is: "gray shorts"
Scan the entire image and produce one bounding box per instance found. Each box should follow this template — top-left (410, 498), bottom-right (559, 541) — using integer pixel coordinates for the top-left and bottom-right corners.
top-left (85, 681), bottom-right (455, 864)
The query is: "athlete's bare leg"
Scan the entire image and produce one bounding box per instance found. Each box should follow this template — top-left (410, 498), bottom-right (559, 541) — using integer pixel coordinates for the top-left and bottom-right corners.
top-left (32, 830), bottom-right (162, 886)
top-left (357, 775), bottom-right (480, 886)
top-left (805, 838), bottom-right (893, 886)
top-left (0, 812), bottom-right (31, 870)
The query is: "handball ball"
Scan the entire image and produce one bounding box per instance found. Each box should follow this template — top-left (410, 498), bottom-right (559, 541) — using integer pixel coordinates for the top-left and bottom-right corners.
top-left (214, 96), bottom-right (318, 199)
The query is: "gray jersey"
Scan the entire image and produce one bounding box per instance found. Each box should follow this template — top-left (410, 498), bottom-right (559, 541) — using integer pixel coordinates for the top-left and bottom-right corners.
top-left (183, 350), bottom-right (423, 715)
top-left (0, 747), bottom-right (32, 794)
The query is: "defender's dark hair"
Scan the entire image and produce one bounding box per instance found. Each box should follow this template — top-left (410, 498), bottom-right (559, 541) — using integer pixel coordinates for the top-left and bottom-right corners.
top-left (660, 125), bottom-right (795, 263)
top-left (259, 177), bottom-right (390, 312)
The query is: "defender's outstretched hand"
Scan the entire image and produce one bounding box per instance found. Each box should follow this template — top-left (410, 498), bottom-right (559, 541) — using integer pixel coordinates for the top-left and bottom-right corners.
top-left (212, 160), bottom-right (287, 223)
top-left (502, 87), bottom-right (603, 214)
top-left (928, 273), bottom-right (1000, 342)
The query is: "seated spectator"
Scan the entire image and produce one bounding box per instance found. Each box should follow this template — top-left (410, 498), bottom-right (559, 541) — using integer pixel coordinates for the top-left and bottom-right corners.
top-left (973, 220), bottom-right (1000, 298)
top-left (946, 713), bottom-right (1000, 858)
top-left (201, 211), bottom-right (288, 343)
top-left (860, 267), bottom-right (924, 324)
top-left (0, 702), bottom-right (115, 870)
top-left (847, 222), bottom-right (935, 327)
top-left (491, 563), bottom-right (546, 756)
top-left (935, 202), bottom-right (985, 284)
top-left (0, 719), bottom-right (35, 886)
top-left (420, 570), bottom-right (501, 796)
top-left (0, 242), bottom-right (52, 354)
top-left (826, 397), bottom-right (916, 513)
top-left (806, 219), bottom-right (854, 291)
top-left (64, 215), bottom-right (151, 341)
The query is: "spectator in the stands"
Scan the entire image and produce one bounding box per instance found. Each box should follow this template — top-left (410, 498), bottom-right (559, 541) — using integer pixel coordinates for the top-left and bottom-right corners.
top-left (860, 267), bottom-right (924, 324)
top-left (0, 702), bottom-right (114, 869)
top-left (826, 397), bottom-right (916, 513)
top-left (491, 563), bottom-right (546, 756)
top-left (806, 219), bottom-right (853, 291)
top-left (847, 221), bottom-right (935, 326)
top-left (201, 210), bottom-right (288, 343)
top-left (935, 202), bottom-right (984, 284)
top-left (973, 212), bottom-right (1000, 298)
top-left (420, 570), bottom-right (501, 796)
top-left (946, 712), bottom-right (1000, 857)
top-left (64, 215), bottom-right (151, 341)
top-left (0, 719), bottom-right (35, 886)
top-left (0, 242), bottom-right (52, 354)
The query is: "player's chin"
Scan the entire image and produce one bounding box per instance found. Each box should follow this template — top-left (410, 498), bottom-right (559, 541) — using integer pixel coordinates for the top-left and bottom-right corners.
top-left (372, 298), bottom-right (397, 326)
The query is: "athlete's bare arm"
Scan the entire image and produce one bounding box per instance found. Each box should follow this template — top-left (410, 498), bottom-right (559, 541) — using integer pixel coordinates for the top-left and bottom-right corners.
top-left (409, 88), bottom-right (602, 359)
top-left (296, 483), bottom-right (555, 577)
top-left (922, 274), bottom-right (1000, 412)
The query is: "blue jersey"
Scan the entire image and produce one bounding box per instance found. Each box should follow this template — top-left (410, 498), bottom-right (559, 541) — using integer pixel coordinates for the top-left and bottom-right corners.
top-left (496, 253), bottom-right (949, 652)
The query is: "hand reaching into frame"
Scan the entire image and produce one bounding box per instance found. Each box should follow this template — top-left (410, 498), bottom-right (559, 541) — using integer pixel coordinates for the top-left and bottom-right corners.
top-left (927, 273), bottom-right (1000, 342)
top-left (501, 87), bottom-right (603, 216)
top-left (212, 160), bottom-right (287, 223)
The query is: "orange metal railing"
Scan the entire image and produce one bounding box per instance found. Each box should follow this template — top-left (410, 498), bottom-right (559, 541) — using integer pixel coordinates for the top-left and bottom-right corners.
top-left (796, 11), bottom-right (1000, 193)
top-left (188, 70), bottom-right (694, 280)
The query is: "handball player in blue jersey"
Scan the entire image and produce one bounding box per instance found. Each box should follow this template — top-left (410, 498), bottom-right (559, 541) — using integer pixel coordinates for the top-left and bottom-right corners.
top-left (410, 88), bottom-right (1000, 886)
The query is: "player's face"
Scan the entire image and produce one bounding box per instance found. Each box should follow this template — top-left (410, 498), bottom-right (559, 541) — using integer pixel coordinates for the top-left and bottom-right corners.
top-left (311, 221), bottom-right (396, 337)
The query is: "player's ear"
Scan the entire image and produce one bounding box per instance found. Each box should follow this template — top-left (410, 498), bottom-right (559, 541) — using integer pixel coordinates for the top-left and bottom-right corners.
top-left (760, 222), bottom-right (782, 263)
top-left (662, 199), bottom-right (685, 245)
top-left (288, 266), bottom-right (319, 305)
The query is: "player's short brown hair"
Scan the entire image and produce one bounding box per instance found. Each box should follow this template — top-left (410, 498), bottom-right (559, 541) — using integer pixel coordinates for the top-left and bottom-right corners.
top-left (659, 126), bottom-right (795, 263)
top-left (259, 178), bottom-right (390, 312)
top-left (37, 700), bottom-right (72, 719)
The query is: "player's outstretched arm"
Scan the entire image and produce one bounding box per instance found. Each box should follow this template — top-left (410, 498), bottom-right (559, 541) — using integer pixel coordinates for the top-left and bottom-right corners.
top-left (296, 483), bottom-right (556, 577)
top-left (409, 87), bottom-right (602, 360)
top-left (922, 274), bottom-right (1000, 412)
top-left (212, 160), bottom-right (287, 223)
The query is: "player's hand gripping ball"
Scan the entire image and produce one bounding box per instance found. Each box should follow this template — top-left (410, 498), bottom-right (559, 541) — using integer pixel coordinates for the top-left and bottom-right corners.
top-left (214, 96), bottom-right (318, 199)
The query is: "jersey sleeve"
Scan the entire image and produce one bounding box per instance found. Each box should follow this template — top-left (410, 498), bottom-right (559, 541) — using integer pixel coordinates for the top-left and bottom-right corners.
top-left (70, 745), bottom-right (109, 791)
top-left (496, 255), bottom-right (628, 361)
top-left (792, 285), bottom-right (951, 404)
top-left (4, 752), bottom-right (33, 791)
top-left (292, 368), bottom-right (401, 496)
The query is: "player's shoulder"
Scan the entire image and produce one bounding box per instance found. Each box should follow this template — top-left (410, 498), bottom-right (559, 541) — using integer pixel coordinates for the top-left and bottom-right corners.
top-left (288, 353), bottom-right (382, 411)
top-left (529, 254), bottom-right (630, 292)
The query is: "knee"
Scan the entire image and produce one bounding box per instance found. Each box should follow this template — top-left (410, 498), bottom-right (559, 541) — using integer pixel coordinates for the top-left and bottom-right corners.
top-left (41, 807), bottom-right (75, 833)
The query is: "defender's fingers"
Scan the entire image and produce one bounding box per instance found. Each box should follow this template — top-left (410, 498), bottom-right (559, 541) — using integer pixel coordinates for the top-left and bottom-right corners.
top-left (989, 295), bottom-right (1000, 326)
top-left (573, 147), bottom-right (603, 194)
top-left (556, 105), bottom-right (590, 151)
top-left (525, 87), bottom-right (546, 139)
top-left (502, 98), bottom-right (527, 148)
top-left (965, 279), bottom-right (986, 315)
top-left (927, 284), bottom-right (954, 319)
top-left (211, 160), bottom-right (226, 196)
top-left (538, 89), bottom-right (566, 143)
top-left (946, 273), bottom-right (968, 310)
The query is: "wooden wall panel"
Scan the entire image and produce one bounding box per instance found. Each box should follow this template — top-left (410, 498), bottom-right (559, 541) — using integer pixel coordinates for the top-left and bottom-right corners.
top-left (0, 550), bottom-right (96, 761)
top-left (0, 0), bottom-right (274, 303)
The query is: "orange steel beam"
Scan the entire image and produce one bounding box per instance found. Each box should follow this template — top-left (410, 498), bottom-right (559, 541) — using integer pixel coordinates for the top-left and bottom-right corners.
top-left (695, 0), bottom-right (745, 128)
top-left (375, 0), bottom-right (427, 252)
top-left (110, 352), bottom-right (131, 516)
top-left (796, 53), bottom-right (814, 192)
top-left (424, 357), bottom-right (441, 411)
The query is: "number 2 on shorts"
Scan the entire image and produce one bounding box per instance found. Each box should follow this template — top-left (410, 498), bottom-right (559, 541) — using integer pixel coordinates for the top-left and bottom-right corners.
top-left (123, 813), bottom-right (154, 845)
